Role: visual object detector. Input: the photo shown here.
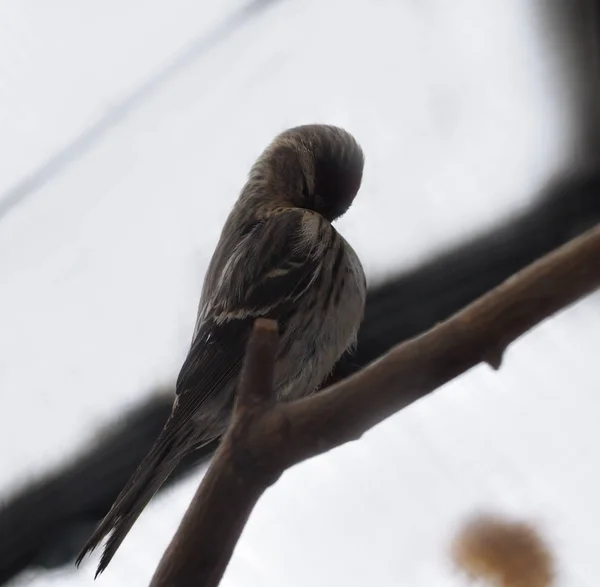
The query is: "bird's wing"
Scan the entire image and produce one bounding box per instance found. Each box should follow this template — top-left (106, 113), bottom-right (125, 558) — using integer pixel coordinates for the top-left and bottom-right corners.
top-left (173, 209), bottom-right (329, 428)
top-left (76, 209), bottom-right (332, 575)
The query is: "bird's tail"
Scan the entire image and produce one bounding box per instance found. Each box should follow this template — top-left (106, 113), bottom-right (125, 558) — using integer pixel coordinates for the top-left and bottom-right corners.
top-left (76, 426), bottom-right (188, 577)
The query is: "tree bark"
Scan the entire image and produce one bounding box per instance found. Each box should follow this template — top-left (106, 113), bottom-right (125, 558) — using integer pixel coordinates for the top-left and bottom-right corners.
top-left (151, 224), bottom-right (600, 587)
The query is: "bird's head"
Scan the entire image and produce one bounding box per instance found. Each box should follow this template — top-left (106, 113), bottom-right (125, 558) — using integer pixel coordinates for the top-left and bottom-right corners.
top-left (251, 124), bottom-right (365, 222)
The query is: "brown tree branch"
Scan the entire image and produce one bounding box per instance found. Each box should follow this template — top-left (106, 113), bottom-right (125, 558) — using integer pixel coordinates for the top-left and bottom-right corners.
top-left (151, 224), bottom-right (600, 587)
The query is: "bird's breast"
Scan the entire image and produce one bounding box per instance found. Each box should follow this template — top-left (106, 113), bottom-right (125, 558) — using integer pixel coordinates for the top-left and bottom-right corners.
top-left (276, 236), bottom-right (366, 400)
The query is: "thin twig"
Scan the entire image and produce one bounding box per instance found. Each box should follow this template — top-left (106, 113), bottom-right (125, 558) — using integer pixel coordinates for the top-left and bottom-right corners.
top-left (152, 224), bottom-right (600, 587)
top-left (149, 320), bottom-right (279, 587)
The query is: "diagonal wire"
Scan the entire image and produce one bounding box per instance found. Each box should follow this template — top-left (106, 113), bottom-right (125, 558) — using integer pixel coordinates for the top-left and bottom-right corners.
top-left (0, 0), bottom-right (284, 226)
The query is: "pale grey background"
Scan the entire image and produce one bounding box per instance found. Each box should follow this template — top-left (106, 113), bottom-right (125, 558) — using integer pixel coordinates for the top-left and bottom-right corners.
top-left (0, 1), bottom-right (598, 585)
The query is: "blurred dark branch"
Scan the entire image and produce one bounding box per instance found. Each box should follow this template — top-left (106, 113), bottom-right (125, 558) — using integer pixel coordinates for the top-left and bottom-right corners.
top-left (542, 0), bottom-right (600, 155)
top-left (1, 166), bottom-right (599, 585)
top-left (330, 165), bottom-right (600, 381)
top-left (151, 224), bottom-right (600, 587)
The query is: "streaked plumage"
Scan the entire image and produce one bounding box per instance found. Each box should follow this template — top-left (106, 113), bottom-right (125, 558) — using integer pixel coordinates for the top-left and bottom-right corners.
top-left (76, 124), bottom-right (367, 576)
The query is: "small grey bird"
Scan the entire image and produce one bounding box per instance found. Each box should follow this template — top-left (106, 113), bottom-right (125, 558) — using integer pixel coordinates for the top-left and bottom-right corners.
top-left (76, 124), bottom-right (367, 576)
